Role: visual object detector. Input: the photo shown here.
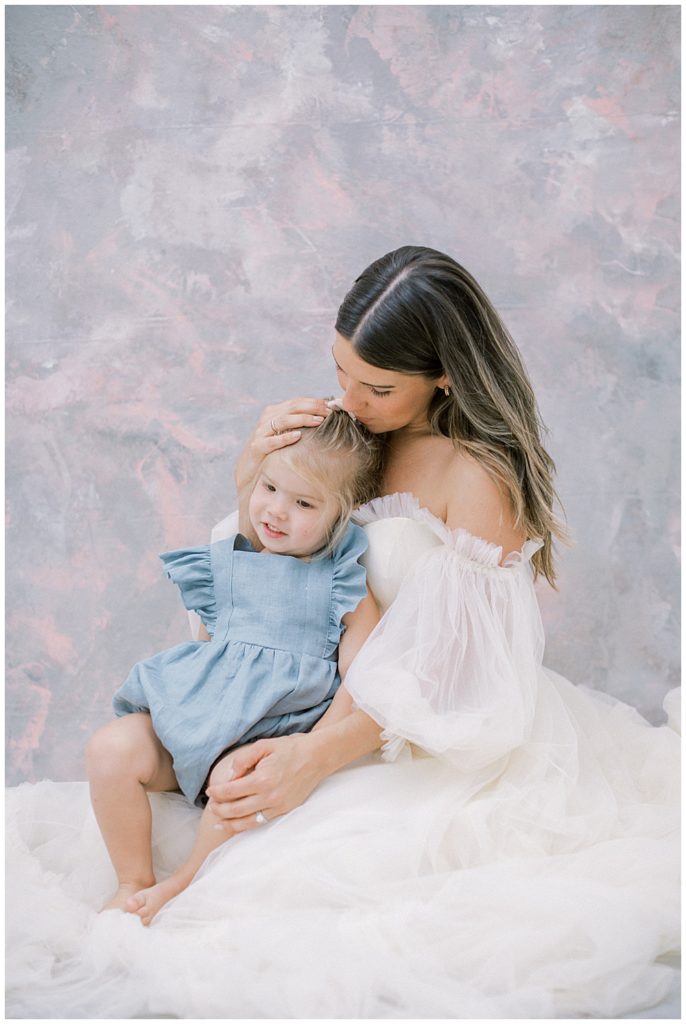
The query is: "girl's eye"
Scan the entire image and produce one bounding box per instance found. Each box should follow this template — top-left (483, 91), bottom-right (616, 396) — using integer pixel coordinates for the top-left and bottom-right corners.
top-left (297, 500), bottom-right (314, 509)
top-left (370, 388), bottom-right (392, 398)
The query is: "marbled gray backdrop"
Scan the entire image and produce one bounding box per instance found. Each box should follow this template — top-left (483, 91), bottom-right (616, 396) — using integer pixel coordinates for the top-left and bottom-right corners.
top-left (6, 5), bottom-right (680, 785)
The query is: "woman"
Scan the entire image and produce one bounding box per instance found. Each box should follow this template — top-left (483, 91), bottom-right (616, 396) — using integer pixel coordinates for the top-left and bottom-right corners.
top-left (205, 244), bottom-right (566, 833)
top-left (7, 247), bottom-right (679, 1019)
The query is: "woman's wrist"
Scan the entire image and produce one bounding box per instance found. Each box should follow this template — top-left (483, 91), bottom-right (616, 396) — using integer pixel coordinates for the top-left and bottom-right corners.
top-left (300, 727), bottom-right (336, 785)
top-left (305, 710), bottom-right (383, 780)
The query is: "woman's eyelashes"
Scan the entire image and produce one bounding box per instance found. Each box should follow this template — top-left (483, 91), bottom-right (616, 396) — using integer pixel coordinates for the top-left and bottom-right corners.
top-left (335, 364), bottom-right (391, 398)
top-left (336, 369), bottom-right (391, 399)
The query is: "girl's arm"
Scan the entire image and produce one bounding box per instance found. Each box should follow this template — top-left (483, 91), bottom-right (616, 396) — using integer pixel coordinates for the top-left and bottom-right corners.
top-left (311, 590), bottom-right (379, 730)
top-left (206, 591), bottom-right (383, 829)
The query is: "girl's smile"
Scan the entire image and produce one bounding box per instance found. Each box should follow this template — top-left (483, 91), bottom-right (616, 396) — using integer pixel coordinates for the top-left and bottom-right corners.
top-left (261, 522), bottom-right (287, 540)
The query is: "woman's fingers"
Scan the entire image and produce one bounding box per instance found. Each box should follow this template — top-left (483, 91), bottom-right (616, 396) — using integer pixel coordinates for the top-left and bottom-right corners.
top-left (249, 410), bottom-right (328, 459)
top-left (230, 740), bottom-right (271, 778)
top-left (257, 397), bottom-right (331, 435)
top-left (251, 429), bottom-right (302, 456)
top-left (213, 811), bottom-right (272, 835)
top-left (210, 796), bottom-right (270, 829)
top-left (207, 734), bottom-right (311, 826)
top-left (236, 398), bottom-right (332, 489)
top-left (269, 397), bottom-right (332, 418)
top-left (207, 770), bottom-right (268, 806)
top-left (263, 412), bottom-right (326, 436)
top-left (207, 776), bottom-right (276, 827)
top-left (206, 748), bottom-right (272, 810)
top-left (212, 793), bottom-right (263, 817)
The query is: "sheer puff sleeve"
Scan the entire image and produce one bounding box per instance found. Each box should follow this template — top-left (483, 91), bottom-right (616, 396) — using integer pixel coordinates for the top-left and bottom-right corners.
top-left (344, 516), bottom-right (546, 776)
top-left (159, 546), bottom-right (217, 637)
top-left (328, 523), bottom-right (369, 639)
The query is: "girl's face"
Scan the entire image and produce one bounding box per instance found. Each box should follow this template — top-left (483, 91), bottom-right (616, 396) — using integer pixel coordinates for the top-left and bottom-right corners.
top-left (332, 333), bottom-right (448, 435)
top-left (249, 450), bottom-right (340, 557)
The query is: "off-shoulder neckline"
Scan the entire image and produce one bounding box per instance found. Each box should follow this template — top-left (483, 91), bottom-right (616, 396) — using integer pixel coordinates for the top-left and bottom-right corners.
top-left (352, 492), bottom-right (543, 570)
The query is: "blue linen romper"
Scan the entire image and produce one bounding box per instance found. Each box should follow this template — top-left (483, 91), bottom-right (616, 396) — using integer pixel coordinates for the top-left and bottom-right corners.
top-left (112, 523), bottom-right (368, 806)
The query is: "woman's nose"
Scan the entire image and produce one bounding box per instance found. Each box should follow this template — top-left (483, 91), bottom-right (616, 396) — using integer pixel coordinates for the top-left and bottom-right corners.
top-left (339, 386), bottom-right (364, 416)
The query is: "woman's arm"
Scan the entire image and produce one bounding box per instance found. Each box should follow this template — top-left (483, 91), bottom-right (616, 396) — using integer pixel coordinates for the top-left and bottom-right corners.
top-left (206, 711), bottom-right (383, 831)
top-left (206, 591), bottom-right (383, 829)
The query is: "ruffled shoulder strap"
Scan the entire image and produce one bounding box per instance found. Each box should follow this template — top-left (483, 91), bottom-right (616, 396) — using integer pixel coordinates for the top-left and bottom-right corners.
top-left (353, 492), bottom-right (435, 530)
top-left (355, 491), bottom-right (542, 571)
top-left (329, 522), bottom-right (369, 639)
top-left (159, 545), bottom-right (217, 636)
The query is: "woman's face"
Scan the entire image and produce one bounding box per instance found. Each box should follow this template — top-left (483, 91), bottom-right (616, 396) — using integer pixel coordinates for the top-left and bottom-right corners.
top-left (332, 332), bottom-right (446, 434)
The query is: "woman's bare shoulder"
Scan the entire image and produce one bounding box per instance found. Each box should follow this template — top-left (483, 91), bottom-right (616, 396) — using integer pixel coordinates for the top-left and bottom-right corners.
top-left (443, 450), bottom-right (526, 555)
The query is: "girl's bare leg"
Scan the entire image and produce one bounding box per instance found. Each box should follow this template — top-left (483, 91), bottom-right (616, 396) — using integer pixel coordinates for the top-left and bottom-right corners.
top-left (85, 713), bottom-right (179, 911)
top-left (127, 751), bottom-right (240, 925)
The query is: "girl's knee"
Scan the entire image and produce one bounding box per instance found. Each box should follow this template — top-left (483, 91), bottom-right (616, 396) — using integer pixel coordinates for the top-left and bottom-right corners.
top-left (85, 721), bottom-right (127, 777)
top-left (85, 714), bottom-right (155, 781)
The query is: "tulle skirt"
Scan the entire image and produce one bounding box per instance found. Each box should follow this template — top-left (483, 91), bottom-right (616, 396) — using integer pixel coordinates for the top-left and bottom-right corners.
top-left (5, 673), bottom-right (680, 1019)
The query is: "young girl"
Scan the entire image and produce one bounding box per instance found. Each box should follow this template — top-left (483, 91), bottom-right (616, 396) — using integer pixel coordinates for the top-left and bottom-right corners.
top-left (86, 410), bottom-right (383, 925)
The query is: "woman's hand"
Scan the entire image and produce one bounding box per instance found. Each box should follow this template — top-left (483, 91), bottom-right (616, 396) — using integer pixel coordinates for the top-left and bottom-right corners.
top-left (206, 732), bottom-right (325, 832)
top-left (234, 397), bottom-right (332, 493)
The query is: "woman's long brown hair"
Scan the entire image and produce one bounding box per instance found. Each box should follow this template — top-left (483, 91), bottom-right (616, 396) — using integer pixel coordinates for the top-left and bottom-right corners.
top-left (336, 245), bottom-right (569, 586)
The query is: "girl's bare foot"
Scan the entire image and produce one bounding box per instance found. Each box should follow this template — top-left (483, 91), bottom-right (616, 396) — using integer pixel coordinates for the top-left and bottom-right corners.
top-left (125, 871), bottom-right (191, 926)
top-left (101, 880), bottom-right (155, 913)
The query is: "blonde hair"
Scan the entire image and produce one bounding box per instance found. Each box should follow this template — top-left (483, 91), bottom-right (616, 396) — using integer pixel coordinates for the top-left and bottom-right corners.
top-left (277, 410), bottom-right (385, 556)
top-left (336, 246), bottom-right (569, 586)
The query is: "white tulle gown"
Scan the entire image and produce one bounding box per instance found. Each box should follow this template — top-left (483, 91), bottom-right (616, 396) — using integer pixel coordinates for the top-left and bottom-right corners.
top-left (6, 494), bottom-right (680, 1019)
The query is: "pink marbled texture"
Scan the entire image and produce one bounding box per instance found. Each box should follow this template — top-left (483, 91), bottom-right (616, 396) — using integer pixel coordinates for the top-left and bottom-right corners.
top-left (5, 6), bottom-right (680, 783)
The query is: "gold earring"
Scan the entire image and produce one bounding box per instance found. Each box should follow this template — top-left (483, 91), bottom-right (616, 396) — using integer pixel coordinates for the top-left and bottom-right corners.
top-left (443, 385), bottom-right (450, 396)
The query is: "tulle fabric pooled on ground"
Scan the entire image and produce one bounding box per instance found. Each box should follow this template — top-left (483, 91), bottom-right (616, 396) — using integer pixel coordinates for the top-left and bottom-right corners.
top-left (5, 494), bottom-right (680, 1019)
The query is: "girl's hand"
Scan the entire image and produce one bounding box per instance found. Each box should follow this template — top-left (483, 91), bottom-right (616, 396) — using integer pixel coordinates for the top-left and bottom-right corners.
top-left (235, 397), bottom-right (332, 492)
top-left (206, 733), bottom-right (324, 831)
